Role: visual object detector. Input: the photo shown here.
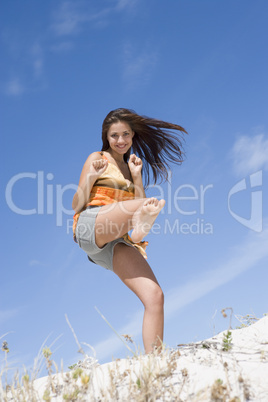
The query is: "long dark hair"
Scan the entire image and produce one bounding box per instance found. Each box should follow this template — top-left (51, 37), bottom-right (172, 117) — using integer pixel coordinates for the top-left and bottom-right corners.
top-left (101, 108), bottom-right (187, 186)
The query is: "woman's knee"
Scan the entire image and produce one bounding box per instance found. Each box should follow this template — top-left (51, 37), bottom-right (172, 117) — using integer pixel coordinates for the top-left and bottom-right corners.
top-left (145, 285), bottom-right (164, 310)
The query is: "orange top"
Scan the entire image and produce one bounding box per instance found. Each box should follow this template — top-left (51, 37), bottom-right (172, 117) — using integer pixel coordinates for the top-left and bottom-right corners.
top-left (73, 152), bottom-right (148, 258)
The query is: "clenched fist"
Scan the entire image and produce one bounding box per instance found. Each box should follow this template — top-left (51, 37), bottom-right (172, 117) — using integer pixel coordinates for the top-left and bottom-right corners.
top-left (89, 158), bottom-right (108, 179)
top-left (128, 154), bottom-right (142, 178)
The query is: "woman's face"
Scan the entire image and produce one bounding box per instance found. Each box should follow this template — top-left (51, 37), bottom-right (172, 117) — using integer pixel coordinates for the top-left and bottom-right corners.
top-left (107, 121), bottom-right (134, 155)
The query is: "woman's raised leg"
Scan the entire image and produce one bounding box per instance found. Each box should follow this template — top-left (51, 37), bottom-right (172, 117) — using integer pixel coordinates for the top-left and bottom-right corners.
top-left (113, 243), bottom-right (164, 353)
top-left (95, 197), bottom-right (165, 248)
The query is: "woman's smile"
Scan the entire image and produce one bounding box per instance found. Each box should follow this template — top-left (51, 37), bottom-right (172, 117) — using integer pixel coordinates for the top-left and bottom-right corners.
top-left (107, 121), bottom-right (135, 157)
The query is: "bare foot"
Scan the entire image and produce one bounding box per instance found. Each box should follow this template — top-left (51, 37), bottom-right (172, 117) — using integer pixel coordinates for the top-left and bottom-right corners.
top-left (131, 198), bottom-right (165, 243)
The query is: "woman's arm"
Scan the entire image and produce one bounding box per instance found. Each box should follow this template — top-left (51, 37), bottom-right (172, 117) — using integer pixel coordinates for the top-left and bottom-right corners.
top-left (132, 174), bottom-right (146, 198)
top-left (72, 152), bottom-right (108, 213)
top-left (128, 154), bottom-right (146, 198)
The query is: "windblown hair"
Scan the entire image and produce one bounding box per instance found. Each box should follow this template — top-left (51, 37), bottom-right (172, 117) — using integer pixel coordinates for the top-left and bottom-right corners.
top-left (101, 108), bottom-right (187, 186)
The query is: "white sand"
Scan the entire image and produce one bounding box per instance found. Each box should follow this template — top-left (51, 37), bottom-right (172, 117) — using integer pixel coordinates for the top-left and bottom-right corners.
top-left (13, 316), bottom-right (268, 401)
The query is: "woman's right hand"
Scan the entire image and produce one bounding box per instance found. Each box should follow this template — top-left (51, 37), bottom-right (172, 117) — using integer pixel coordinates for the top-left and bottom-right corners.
top-left (72, 153), bottom-right (108, 212)
top-left (89, 158), bottom-right (108, 178)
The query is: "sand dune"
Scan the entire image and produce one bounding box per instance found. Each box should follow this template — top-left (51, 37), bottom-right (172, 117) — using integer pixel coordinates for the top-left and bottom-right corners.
top-left (25, 315), bottom-right (268, 401)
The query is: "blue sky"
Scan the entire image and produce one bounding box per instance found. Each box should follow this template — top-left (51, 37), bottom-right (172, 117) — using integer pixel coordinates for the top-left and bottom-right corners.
top-left (1, 0), bottom-right (268, 377)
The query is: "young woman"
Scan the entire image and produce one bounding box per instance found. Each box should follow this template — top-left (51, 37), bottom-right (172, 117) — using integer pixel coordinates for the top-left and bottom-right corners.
top-left (72, 108), bottom-right (187, 354)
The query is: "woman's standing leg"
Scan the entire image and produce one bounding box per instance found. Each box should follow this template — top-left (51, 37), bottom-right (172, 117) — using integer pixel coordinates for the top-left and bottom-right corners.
top-left (113, 243), bottom-right (164, 353)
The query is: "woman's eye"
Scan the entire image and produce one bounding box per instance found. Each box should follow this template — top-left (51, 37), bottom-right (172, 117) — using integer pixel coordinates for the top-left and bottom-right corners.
top-left (124, 132), bottom-right (130, 136)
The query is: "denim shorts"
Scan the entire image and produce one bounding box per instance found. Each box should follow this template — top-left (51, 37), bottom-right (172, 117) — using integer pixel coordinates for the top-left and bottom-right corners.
top-left (75, 206), bottom-right (132, 271)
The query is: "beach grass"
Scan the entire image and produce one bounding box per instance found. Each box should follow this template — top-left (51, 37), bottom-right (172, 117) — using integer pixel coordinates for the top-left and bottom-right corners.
top-left (1, 310), bottom-right (267, 401)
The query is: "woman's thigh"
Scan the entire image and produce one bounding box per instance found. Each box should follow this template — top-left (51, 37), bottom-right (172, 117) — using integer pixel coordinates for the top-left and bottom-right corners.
top-left (113, 243), bottom-right (162, 307)
top-left (95, 198), bottom-right (146, 247)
